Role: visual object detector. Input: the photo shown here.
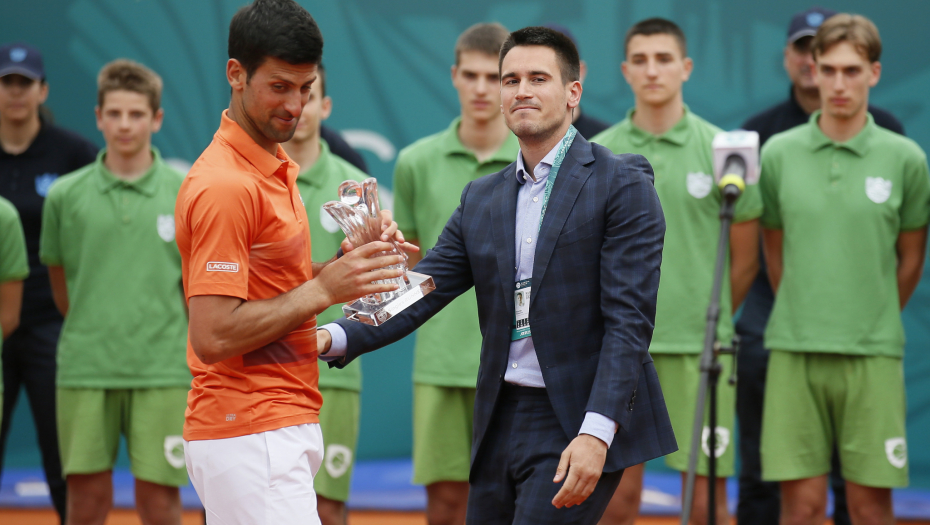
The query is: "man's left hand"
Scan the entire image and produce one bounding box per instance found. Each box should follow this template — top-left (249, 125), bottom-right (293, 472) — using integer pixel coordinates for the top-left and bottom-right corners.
top-left (341, 210), bottom-right (419, 255)
top-left (551, 434), bottom-right (608, 508)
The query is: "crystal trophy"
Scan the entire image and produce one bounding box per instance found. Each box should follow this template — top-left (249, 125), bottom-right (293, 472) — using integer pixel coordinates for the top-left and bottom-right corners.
top-left (323, 178), bottom-right (435, 326)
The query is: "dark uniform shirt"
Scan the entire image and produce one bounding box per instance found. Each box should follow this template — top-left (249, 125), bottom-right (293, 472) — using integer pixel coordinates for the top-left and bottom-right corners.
top-left (320, 124), bottom-right (369, 174)
top-left (0, 120), bottom-right (98, 326)
top-left (573, 108), bottom-right (611, 140)
top-left (737, 87), bottom-right (905, 340)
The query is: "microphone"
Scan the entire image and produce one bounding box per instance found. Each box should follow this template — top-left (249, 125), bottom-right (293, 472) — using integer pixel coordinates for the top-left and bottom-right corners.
top-left (712, 130), bottom-right (759, 201)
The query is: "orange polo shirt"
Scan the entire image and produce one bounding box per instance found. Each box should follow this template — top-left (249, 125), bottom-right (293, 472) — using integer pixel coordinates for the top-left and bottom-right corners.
top-left (176, 110), bottom-right (321, 441)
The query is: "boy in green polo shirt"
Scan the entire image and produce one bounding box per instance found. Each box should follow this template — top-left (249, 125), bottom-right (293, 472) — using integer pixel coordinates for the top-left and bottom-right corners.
top-left (759, 14), bottom-right (929, 524)
top-left (592, 19), bottom-right (761, 525)
top-left (391, 23), bottom-right (517, 525)
top-left (282, 64), bottom-right (365, 525)
top-left (39, 60), bottom-right (189, 525)
top-left (0, 196), bottom-right (29, 427)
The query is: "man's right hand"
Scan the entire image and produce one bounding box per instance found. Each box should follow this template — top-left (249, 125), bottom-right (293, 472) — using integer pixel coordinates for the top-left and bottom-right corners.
top-left (313, 241), bottom-right (405, 305)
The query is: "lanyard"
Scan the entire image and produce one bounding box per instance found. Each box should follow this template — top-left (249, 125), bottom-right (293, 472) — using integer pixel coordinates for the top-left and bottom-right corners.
top-left (538, 125), bottom-right (578, 232)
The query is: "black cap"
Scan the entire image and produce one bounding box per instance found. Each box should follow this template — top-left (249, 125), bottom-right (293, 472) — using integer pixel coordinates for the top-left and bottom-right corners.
top-left (0, 42), bottom-right (45, 80)
top-left (787, 7), bottom-right (837, 43)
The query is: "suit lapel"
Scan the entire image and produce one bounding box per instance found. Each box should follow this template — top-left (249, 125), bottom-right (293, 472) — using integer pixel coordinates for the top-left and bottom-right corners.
top-left (530, 137), bottom-right (595, 308)
top-left (491, 166), bottom-right (519, 314)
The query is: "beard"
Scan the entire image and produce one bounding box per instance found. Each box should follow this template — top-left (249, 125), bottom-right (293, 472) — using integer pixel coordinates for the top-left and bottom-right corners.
top-left (507, 109), bottom-right (564, 143)
top-left (240, 91), bottom-right (300, 144)
top-left (259, 113), bottom-right (299, 143)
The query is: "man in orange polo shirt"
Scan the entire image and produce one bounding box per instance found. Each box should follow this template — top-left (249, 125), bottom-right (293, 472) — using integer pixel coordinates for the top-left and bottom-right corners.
top-left (175, 1), bottom-right (411, 523)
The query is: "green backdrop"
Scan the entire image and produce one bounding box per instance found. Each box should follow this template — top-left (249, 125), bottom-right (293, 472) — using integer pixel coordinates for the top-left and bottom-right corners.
top-left (4, 0), bottom-right (930, 487)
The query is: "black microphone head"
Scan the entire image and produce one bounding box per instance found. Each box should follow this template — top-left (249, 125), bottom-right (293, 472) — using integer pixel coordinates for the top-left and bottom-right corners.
top-left (722, 154), bottom-right (746, 179)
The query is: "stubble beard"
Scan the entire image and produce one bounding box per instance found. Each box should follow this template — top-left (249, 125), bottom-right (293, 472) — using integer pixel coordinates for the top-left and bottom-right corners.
top-left (261, 115), bottom-right (298, 144)
top-left (509, 113), bottom-right (563, 144)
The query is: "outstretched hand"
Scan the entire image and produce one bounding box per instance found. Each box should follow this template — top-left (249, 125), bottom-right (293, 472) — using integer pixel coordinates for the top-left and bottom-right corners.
top-left (341, 210), bottom-right (419, 255)
top-left (551, 434), bottom-right (608, 508)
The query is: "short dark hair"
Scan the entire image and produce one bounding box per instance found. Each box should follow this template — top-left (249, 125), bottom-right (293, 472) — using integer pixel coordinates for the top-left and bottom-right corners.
top-left (499, 26), bottom-right (580, 84)
top-left (624, 18), bottom-right (687, 57)
top-left (455, 23), bottom-right (509, 65)
top-left (228, 0), bottom-right (324, 79)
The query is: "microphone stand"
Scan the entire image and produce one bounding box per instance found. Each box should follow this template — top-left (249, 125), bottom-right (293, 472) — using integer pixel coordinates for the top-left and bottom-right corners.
top-left (680, 176), bottom-right (743, 525)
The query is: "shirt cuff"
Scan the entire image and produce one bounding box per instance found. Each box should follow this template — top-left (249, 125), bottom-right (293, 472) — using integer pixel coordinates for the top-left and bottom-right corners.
top-left (579, 411), bottom-right (619, 448)
top-left (318, 323), bottom-right (347, 362)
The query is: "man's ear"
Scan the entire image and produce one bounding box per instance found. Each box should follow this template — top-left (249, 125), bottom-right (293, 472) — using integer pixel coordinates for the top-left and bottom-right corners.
top-left (227, 59), bottom-right (246, 92)
top-left (151, 108), bottom-right (165, 134)
top-left (869, 61), bottom-right (882, 88)
top-left (567, 80), bottom-right (582, 110)
top-left (681, 57), bottom-right (694, 82)
top-left (321, 96), bottom-right (333, 121)
top-left (94, 105), bottom-right (103, 132)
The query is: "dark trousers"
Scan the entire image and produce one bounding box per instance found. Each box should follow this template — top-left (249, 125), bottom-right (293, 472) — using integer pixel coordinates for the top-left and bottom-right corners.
top-left (467, 384), bottom-right (624, 525)
top-left (735, 334), bottom-right (850, 525)
top-left (0, 321), bottom-right (67, 523)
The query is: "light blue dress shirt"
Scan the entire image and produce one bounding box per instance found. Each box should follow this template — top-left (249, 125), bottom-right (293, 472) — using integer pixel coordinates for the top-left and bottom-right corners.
top-left (322, 133), bottom-right (618, 447)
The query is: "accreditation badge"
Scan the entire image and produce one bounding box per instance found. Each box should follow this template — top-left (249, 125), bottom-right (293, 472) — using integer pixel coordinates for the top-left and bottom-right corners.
top-left (511, 279), bottom-right (532, 340)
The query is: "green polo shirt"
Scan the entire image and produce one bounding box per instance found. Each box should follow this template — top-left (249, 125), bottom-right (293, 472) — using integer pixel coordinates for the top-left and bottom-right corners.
top-left (394, 118), bottom-right (519, 386)
top-left (297, 139), bottom-right (364, 392)
top-left (760, 111), bottom-right (930, 357)
top-left (592, 108), bottom-right (763, 353)
top-left (0, 196), bottom-right (29, 394)
top-left (39, 148), bottom-right (191, 388)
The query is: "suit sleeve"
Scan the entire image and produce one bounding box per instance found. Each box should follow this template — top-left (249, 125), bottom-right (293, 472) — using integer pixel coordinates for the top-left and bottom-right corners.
top-left (586, 153), bottom-right (665, 430)
top-left (332, 180), bottom-right (478, 366)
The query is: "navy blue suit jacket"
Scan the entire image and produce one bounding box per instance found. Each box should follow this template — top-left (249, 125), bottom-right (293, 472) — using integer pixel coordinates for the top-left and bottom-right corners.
top-left (333, 133), bottom-right (677, 473)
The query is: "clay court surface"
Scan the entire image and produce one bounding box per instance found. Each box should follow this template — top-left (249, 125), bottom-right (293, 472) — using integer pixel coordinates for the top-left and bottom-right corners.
top-left (0, 511), bottom-right (694, 524)
top-left (7, 510), bottom-right (920, 525)
top-left (0, 510), bottom-right (713, 524)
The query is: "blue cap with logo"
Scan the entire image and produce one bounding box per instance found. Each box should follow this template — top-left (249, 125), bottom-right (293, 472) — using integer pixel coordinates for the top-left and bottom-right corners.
top-left (787, 7), bottom-right (838, 43)
top-left (0, 42), bottom-right (45, 80)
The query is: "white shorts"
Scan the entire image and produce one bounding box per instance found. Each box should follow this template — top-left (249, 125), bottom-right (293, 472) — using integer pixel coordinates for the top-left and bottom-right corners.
top-left (185, 423), bottom-right (324, 525)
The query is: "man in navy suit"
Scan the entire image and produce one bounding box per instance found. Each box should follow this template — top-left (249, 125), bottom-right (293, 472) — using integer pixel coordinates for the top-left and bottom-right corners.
top-left (317, 26), bottom-right (676, 524)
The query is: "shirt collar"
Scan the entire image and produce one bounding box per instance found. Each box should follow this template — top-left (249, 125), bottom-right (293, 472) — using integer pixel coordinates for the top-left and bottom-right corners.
top-left (443, 117), bottom-right (520, 164)
top-left (216, 109), bottom-right (295, 180)
top-left (515, 132), bottom-right (564, 185)
top-left (95, 147), bottom-right (164, 196)
top-left (625, 104), bottom-right (693, 147)
top-left (807, 110), bottom-right (875, 157)
top-left (296, 139), bottom-right (332, 188)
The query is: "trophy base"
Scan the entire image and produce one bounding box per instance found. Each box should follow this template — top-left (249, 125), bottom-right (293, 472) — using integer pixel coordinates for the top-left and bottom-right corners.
top-left (343, 271), bottom-right (436, 326)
